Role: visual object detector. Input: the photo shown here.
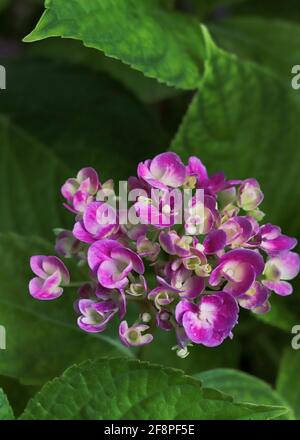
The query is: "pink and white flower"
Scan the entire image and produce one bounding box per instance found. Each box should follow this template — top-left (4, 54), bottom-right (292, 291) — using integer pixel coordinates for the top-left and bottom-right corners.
top-left (88, 239), bottom-right (144, 289)
top-left (61, 167), bottom-right (99, 213)
top-left (29, 256), bottom-right (70, 300)
top-left (209, 249), bottom-right (265, 296)
top-left (176, 292), bottom-right (239, 347)
top-left (138, 152), bottom-right (186, 190)
top-left (259, 224), bottom-right (297, 255)
top-left (73, 201), bottom-right (118, 243)
top-left (119, 321), bottom-right (153, 347)
top-left (237, 178), bottom-right (264, 211)
top-left (77, 298), bottom-right (118, 333)
top-left (262, 251), bottom-right (300, 296)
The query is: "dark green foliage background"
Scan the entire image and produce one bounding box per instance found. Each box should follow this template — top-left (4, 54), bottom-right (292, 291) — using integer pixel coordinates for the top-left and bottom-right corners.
top-left (0, 0), bottom-right (299, 420)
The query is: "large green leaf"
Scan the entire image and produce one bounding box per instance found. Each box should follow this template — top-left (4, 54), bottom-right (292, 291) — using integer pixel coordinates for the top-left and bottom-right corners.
top-left (0, 375), bottom-right (38, 418)
top-left (20, 358), bottom-right (288, 419)
top-left (172, 46), bottom-right (300, 236)
top-left (0, 117), bottom-right (71, 239)
top-left (27, 39), bottom-right (180, 103)
top-left (277, 349), bottom-right (300, 419)
top-left (1, 59), bottom-right (166, 181)
top-left (196, 368), bottom-right (293, 419)
top-left (0, 388), bottom-right (14, 420)
top-left (23, 0), bottom-right (208, 90)
top-left (210, 17), bottom-right (300, 82)
top-left (0, 233), bottom-right (132, 385)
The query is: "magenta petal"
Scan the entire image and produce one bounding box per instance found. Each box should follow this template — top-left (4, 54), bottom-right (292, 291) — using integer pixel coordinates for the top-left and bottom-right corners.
top-left (73, 221), bottom-right (94, 244)
top-left (159, 231), bottom-right (177, 255)
top-left (78, 299), bottom-right (94, 315)
top-left (238, 282), bottom-right (270, 310)
top-left (61, 178), bottom-right (77, 201)
top-left (88, 239), bottom-right (122, 272)
top-left (209, 266), bottom-right (223, 286)
top-left (180, 275), bottom-right (205, 299)
top-left (260, 224), bottom-right (281, 239)
top-left (180, 292), bottom-right (239, 347)
top-left (98, 260), bottom-right (129, 289)
top-left (182, 312), bottom-right (214, 345)
top-left (77, 317), bottom-right (107, 333)
top-left (42, 256), bottom-right (70, 283)
top-left (118, 290), bottom-right (127, 319)
top-left (268, 252), bottom-right (300, 280)
top-left (111, 247), bottom-right (144, 275)
top-left (187, 156), bottom-right (208, 183)
top-left (208, 172), bottom-right (226, 193)
top-left (261, 235), bottom-right (297, 254)
top-left (150, 152), bottom-right (186, 188)
top-left (262, 280), bottom-right (293, 296)
top-left (175, 299), bottom-right (198, 324)
top-left (77, 167), bottom-right (99, 193)
top-left (137, 161), bottom-right (153, 182)
top-left (83, 202), bottom-right (102, 235)
top-left (253, 301), bottom-right (271, 314)
top-left (29, 276), bottom-right (62, 301)
top-left (223, 263), bottom-right (256, 296)
top-left (218, 249), bottom-right (265, 276)
top-left (203, 229), bottom-right (226, 254)
top-left (119, 321), bottom-right (129, 345)
top-left (30, 255), bottom-right (47, 279)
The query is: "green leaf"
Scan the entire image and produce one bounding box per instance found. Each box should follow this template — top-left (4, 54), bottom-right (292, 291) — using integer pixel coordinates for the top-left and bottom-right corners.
top-left (0, 375), bottom-right (38, 418)
top-left (172, 47), bottom-right (300, 236)
top-left (27, 39), bottom-right (181, 103)
top-left (0, 388), bottom-right (14, 420)
top-left (196, 368), bottom-right (293, 419)
top-left (210, 17), bottom-right (300, 81)
top-left (23, 0), bottom-right (209, 90)
top-left (1, 59), bottom-right (166, 181)
top-left (0, 117), bottom-right (71, 239)
top-left (277, 348), bottom-right (300, 419)
top-left (0, 233), bottom-right (132, 385)
top-left (20, 358), bottom-right (288, 419)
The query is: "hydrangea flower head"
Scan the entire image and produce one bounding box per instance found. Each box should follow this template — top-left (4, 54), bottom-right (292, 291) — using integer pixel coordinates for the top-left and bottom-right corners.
top-left (29, 152), bottom-right (299, 354)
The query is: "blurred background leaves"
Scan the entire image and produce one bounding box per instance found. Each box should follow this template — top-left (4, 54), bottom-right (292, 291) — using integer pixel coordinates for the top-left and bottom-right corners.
top-left (0, 0), bottom-right (299, 418)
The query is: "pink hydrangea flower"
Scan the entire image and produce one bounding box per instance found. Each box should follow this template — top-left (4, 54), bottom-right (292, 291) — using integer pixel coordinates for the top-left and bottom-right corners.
top-left (175, 293), bottom-right (239, 347)
top-left (77, 298), bottom-right (118, 333)
top-left (138, 152), bottom-right (186, 190)
top-left (259, 224), bottom-right (297, 255)
top-left (29, 256), bottom-right (70, 300)
top-left (88, 239), bottom-right (144, 289)
top-left (262, 251), bottom-right (300, 296)
top-left (61, 167), bottom-right (99, 213)
top-left (209, 249), bottom-right (265, 296)
top-left (73, 201), bottom-right (118, 243)
top-left (237, 178), bottom-right (264, 211)
top-left (119, 321), bottom-right (153, 347)
top-left (28, 152), bottom-right (299, 354)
